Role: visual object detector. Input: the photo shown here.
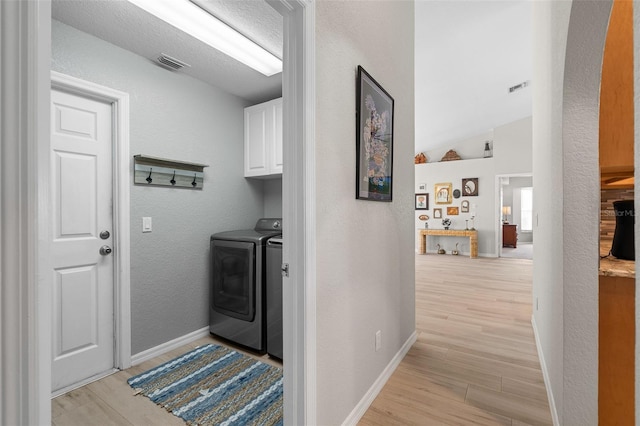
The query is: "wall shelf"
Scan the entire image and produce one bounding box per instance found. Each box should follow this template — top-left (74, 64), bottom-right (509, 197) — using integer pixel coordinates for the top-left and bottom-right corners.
top-left (133, 155), bottom-right (209, 189)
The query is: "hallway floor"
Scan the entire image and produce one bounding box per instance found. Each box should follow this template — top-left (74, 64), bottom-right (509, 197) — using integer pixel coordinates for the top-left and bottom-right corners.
top-left (359, 254), bottom-right (552, 425)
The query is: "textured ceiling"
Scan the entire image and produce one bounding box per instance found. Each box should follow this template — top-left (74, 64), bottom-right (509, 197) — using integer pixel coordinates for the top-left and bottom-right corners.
top-left (53, 1), bottom-right (531, 147)
top-left (415, 1), bottom-right (532, 152)
top-left (52, 0), bottom-right (283, 104)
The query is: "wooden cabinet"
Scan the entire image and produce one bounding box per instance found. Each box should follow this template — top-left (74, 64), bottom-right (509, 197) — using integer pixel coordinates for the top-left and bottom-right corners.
top-left (599, 275), bottom-right (635, 425)
top-left (502, 224), bottom-right (517, 248)
top-left (244, 98), bottom-right (283, 178)
top-left (599, 0), bottom-right (634, 174)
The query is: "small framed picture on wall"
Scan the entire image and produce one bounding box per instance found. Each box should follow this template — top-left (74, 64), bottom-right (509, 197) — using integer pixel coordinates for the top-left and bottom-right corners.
top-left (415, 194), bottom-right (429, 210)
top-left (433, 208), bottom-right (442, 219)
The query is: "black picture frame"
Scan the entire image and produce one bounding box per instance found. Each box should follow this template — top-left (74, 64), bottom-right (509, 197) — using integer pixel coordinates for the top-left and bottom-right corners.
top-left (415, 193), bottom-right (429, 210)
top-left (462, 178), bottom-right (479, 196)
top-left (356, 66), bottom-right (394, 201)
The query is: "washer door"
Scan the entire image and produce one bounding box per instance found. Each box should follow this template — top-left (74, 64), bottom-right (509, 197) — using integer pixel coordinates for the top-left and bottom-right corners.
top-left (211, 239), bottom-right (255, 321)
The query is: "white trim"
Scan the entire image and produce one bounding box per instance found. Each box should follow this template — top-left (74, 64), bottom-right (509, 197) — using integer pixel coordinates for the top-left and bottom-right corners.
top-left (268, 0), bottom-right (316, 424)
top-left (50, 71), bottom-right (132, 373)
top-left (0, 1), bottom-right (51, 424)
top-left (341, 331), bottom-right (418, 426)
top-left (130, 326), bottom-right (210, 366)
top-left (531, 315), bottom-right (560, 426)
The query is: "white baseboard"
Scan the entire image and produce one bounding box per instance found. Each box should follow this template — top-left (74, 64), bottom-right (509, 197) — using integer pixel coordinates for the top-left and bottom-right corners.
top-left (341, 330), bottom-right (418, 426)
top-left (131, 326), bottom-right (210, 366)
top-left (531, 315), bottom-right (560, 426)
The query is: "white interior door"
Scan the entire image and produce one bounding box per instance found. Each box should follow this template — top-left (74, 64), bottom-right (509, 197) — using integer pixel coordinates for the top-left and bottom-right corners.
top-left (50, 88), bottom-right (115, 393)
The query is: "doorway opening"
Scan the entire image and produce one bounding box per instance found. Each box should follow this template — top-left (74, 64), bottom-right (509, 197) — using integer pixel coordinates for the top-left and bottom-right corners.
top-left (497, 173), bottom-right (533, 260)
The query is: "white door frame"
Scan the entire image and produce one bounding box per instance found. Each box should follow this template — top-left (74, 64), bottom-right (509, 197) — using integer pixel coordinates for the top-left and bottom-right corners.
top-left (268, 1), bottom-right (317, 424)
top-left (1, 1), bottom-right (315, 425)
top-left (50, 71), bottom-right (132, 377)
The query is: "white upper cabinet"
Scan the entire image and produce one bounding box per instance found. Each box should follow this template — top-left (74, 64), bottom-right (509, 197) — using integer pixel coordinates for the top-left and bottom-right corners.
top-left (244, 97), bottom-right (282, 178)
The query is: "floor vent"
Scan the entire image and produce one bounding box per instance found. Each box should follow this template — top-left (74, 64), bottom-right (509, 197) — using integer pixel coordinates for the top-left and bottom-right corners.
top-left (157, 53), bottom-right (191, 71)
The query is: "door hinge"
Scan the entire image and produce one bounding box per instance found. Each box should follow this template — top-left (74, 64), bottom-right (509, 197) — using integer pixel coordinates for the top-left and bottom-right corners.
top-left (281, 263), bottom-right (289, 277)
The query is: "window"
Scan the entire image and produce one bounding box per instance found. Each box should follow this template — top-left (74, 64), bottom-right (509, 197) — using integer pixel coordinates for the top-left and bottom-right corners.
top-left (521, 187), bottom-right (533, 231)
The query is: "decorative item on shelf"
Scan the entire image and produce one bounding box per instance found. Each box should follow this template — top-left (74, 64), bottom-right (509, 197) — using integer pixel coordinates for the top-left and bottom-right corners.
top-left (452, 243), bottom-right (459, 256)
top-left (461, 200), bottom-right (470, 213)
top-left (502, 206), bottom-right (511, 223)
top-left (442, 218), bottom-right (452, 230)
top-left (470, 215), bottom-right (476, 230)
top-left (440, 149), bottom-right (462, 162)
top-left (465, 219), bottom-right (469, 230)
top-left (437, 244), bottom-right (446, 254)
top-left (414, 152), bottom-right (427, 164)
top-left (356, 66), bottom-right (394, 202)
top-left (483, 141), bottom-right (493, 158)
top-left (611, 199), bottom-right (635, 260)
top-left (434, 182), bottom-right (453, 204)
top-left (415, 193), bottom-right (429, 210)
top-left (447, 207), bottom-right (459, 216)
top-left (424, 221), bottom-right (429, 229)
top-left (453, 189), bottom-right (461, 199)
top-left (462, 177), bottom-right (479, 196)
top-left (134, 155), bottom-right (208, 189)
top-left (433, 208), bottom-right (442, 219)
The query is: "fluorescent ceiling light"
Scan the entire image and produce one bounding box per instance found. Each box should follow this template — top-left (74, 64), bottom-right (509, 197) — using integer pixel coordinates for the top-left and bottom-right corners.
top-left (127, 0), bottom-right (282, 76)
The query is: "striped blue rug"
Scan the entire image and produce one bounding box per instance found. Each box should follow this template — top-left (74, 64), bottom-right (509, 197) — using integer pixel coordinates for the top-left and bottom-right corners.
top-left (127, 344), bottom-right (283, 425)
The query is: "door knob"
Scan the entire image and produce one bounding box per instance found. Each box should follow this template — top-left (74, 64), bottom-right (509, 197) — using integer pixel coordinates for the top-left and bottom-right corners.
top-left (100, 245), bottom-right (112, 255)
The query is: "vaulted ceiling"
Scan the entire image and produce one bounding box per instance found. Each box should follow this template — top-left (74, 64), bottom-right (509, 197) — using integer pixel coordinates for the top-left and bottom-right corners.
top-left (415, 1), bottom-right (532, 152)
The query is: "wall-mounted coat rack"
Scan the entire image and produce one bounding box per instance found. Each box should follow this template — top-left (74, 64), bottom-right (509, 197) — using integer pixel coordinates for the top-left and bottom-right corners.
top-left (133, 155), bottom-right (209, 189)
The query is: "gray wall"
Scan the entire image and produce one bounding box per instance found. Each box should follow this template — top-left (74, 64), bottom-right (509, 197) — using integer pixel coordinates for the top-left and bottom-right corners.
top-left (263, 178), bottom-right (283, 218)
top-left (52, 20), bottom-right (266, 354)
top-left (315, 2), bottom-right (415, 424)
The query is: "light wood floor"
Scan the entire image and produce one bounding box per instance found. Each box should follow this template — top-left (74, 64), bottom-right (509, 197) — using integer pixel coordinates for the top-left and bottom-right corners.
top-left (51, 335), bottom-right (281, 425)
top-left (53, 255), bottom-right (550, 425)
top-left (359, 254), bottom-right (552, 426)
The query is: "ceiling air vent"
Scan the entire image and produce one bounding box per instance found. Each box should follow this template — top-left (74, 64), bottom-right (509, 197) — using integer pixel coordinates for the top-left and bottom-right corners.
top-left (157, 53), bottom-right (191, 71)
top-left (508, 80), bottom-right (531, 93)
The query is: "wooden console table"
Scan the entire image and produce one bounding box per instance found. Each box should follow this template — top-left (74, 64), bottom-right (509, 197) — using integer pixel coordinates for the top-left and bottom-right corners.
top-left (418, 229), bottom-right (478, 258)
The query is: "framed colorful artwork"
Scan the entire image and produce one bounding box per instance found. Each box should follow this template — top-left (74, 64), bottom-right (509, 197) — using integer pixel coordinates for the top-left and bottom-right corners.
top-left (355, 66), bottom-right (394, 201)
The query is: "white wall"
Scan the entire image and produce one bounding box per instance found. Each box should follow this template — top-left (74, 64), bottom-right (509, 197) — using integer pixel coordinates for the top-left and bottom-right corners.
top-left (417, 117), bottom-right (532, 256)
top-left (532, 1), bottom-right (611, 424)
top-left (532, 3), bottom-right (570, 422)
top-left (494, 116), bottom-right (533, 175)
top-left (52, 20), bottom-right (266, 354)
top-left (415, 159), bottom-right (497, 256)
top-left (314, 2), bottom-right (415, 424)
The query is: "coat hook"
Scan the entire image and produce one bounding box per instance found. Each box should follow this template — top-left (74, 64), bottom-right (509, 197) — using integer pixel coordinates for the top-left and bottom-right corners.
top-left (170, 170), bottom-right (176, 186)
top-left (191, 173), bottom-right (197, 187)
top-left (146, 168), bottom-right (153, 184)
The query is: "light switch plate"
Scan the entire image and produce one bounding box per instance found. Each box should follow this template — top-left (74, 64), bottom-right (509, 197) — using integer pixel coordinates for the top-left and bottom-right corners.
top-left (142, 217), bottom-right (152, 233)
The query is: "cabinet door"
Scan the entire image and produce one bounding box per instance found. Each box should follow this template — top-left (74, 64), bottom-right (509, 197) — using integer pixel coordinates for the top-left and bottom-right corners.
top-left (244, 105), bottom-right (269, 177)
top-left (244, 98), bottom-right (283, 178)
top-left (270, 98), bottom-right (283, 175)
